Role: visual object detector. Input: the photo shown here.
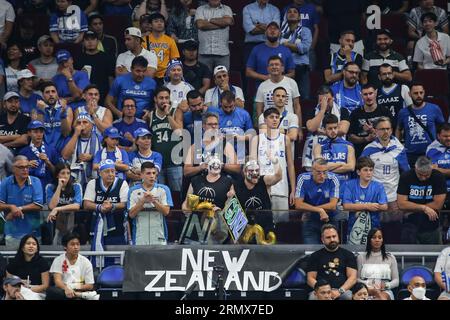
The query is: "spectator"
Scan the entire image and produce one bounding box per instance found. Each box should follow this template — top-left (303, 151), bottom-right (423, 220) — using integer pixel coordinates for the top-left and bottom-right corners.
top-left (313, 114), bottom-right (355, 195)
top-left (413, 12), bottom-right (450, 70)
top-left (362, 29), bottom-right (412, 87)
top-left (361, 117), bottom-right (410, 221)
top-left (403, 276), bottom-right (430, 300)
top-left (149, 86), bottom-right (183, 193)
top-left (330, 61), bottom-right (363, 114)
top-left (0, 155), bottom-right (44, 247)
top-left (205, 65), bottom-right (245, 108)
top-left (49, 0), bottom-right (88, 44)
top-left (280, 5), bottom-right (312, 99)
top-left (116, 27), bottom-right (157, 78)
top-left (45, 163), bottom-right (83, 244)
top-left (181, 40), bottom-right (210, 95)
top-left (357, 228), bottom-right (399, 300)
top-left (87, 12), bottom-right (118, 58)
top-left (106, 56), bottom-right (157, 119)
top-left (242, 0), bottom-right (280, 74)
top-left (0, 57), bottom-right (5, 103)
top-left (4, 42), bottom-right (25, 93)
top-left (28, 35), bottom-right (58, 84)
top-left (17, 0), bottom-right (51, 15)
top-left (127, 127), bottom-right (163, 182)
top-left (434, 246), bottom-right (450, 300)
top-left (295, 158), bottom-right (340, 244)
top-left (427, 123), bottom-right (450, 204)
top-left (139, 13), bottom-right (152, 37)
top-left (17, 69), bottom-right (41, 117)
top-left (164, 59), bottom-right (193, 112)
top-left (142, 13), bottom-right (180, 84)
top-left (343, 157), bottom-right (388, 245)
top-left (2, 276), bottom-right (24, 300)
top-left (251, 107), bottom-right (295, 223)
top-left (0, 0), bottom-right (15, 50)
top-left (112, 97), bottom-right (149, 152)
top-left (348, 83), bottom-right (393, 157)
top-left (13, 18), bottom-right (40, 64)
top-left (34, 82), bottom-right (74, 151)
top-left (167, 0), bottom-right (199, 43)
top-left (376, 63), bottom-right (413, 128)
top-left (6, 234), bottom-right (50, 295)
top-left (313, 279), bottom-right (333, 300)
top-left (46, 232), bottom-right (98, 300)
top-left (407, 0), bottom-right (448, 54)
top-left (73, 0), bottom-right (98, 15)
top-left (246, 22), bottom-right (295, 87)
top-left (0, 141), bottom-right (13, 181)
top-left (181, 154), bottom-right (234, 244)
top-left (195, 0), bottom-right (234, 72)
top-left (74, 84), bottom-right (113, 135)
top-left (132, 0), bottom-right (168, 22)
top-left (0, 92), bottom-right (31, 154)
top-left (93, 127), bottom-right (130, 180)
top-left (306, 224), bottom-right (357, 300)
top-left (52, 49), bottom-right (90, 107)
top-left (254, 55), bottom-right (302, 138)
top-left (303, 85), bottom-right (350, 170)
top-left (75, 30), bottom-right (115, 104)
top-left (128, 161), bottom-right (171, 245)
top-left (60, 112), bottom-right (102, 188)
top-left (351, 282), bottom-right (369, 300)
top-left (397, 156), bottom-right (447, 244)
top-left (19, 120), bottom-right (59, 192)
top-left (323, 30), bottom-right (362, 85)
top-left (396, 82), bottom-right (445, 167)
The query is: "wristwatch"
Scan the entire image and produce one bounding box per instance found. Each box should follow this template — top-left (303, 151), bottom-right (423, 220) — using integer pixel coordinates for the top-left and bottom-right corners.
top-left (338, 287), bottom-right (345, 295)
top-left (67, 77), bottom-right (74, 82)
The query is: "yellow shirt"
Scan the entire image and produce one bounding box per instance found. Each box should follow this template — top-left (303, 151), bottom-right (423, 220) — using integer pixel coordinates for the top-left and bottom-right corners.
top-left (142, 33), bottom-right (180, 78)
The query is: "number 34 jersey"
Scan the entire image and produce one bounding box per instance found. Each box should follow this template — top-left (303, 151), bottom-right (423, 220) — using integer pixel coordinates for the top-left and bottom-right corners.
top-left (361, 136), bottom-right (410, 202)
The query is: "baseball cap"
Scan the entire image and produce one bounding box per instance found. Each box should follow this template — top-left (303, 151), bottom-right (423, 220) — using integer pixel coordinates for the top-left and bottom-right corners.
top-left (134, 127), bottom-right (152, 139)
top-left (104, 126), bottom-right (121, 139)
top-left (88, 12), bottom-right (103, 24)
top-left (37, 35), bottom-right (53, 46)
top-left (99, 159), bottom-right (115, 171)
top-left (17, 69), bottom-right (35, 81)
top-left (56, 49), bottom-right (72, 64)
top-left (3, 91), bottom-right (20, 101)
top-left (125, 27), bottom-right (142, 39)
top-left (148, 12), bottom-right (165, 23)
top-left (83, 30), bottom-right (98, 40)
top-left (3, 276), bottom-right (22, 286)
top-left (182, 40), bottom-right (199, 51)
top-left (213, 65), bottom-right (228, 76)
top-left (267, 21), bottom-right (280, 29)
top-left (27, 120), bottom-right (45, 130)
top-left (375, 28), bottom-right (392, 38)
top-left (76, 112), bottom-right (94, 124)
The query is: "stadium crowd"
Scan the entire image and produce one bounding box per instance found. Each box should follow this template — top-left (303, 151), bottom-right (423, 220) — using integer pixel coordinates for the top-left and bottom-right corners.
top-left (0, 0), bottom-right (448, 300)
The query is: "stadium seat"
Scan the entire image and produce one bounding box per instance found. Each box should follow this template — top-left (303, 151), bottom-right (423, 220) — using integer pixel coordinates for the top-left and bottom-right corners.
top-left (266, 267), bottom-right (308, 300)
top-left (229, 70), bottom-right (243, 89)
top-left (309, 71), bottom-right (325, 98)
top-left (282, 267), bottom-right (306, 288)
top-left (413, 69), bottom-right (450, 98)
top-left (102, 15), bottom-right (132, 53)
top-left (380, 14), bottom-right (408, 39)
top-left (96, 265), bottom-right (125, 300)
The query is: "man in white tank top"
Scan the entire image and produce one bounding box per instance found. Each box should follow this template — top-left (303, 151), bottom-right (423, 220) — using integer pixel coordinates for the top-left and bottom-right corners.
top-left (251, 107), bottom-right (296, 223)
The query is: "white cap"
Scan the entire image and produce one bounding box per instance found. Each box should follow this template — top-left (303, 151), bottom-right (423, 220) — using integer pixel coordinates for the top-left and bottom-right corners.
top-left (17, 69), bottom-right (35, 81)
top-left (3, 91), bottom-right (19, 101)
top-left (125, 27), bottom-right (142, 39)
top-left (213, 65), bottom-right (228, 76)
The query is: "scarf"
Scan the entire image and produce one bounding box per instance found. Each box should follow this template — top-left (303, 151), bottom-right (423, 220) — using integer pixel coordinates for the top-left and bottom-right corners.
top-left (30, 142), bottom-right (46, 176)
top-left (336, 80), bottom-right (362, 111)
top-left (70, 130), bottom-right (102, 185)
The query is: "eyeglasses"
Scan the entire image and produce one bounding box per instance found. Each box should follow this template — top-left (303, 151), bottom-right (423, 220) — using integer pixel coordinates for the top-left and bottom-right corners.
top-left (14, 165), bottom-right (29, 170)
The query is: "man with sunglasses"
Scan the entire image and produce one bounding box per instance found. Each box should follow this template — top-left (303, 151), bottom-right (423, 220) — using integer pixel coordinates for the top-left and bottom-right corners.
top-left (0, 155), bottom-right (44, 246)
top-left (204, 65), bottom-right (245, 108)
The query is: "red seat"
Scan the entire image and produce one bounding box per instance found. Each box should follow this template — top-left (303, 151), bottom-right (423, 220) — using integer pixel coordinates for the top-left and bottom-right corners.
top-left (229, 70), bottom-right (243, 89)
top-left (414, 69), bottom-right (449, 97)
top-left (309, 71), bottom-right (324, 99)
top-left (54, 42), bottom-right (83, 62)
top-left (17, 14), bottom-right (50, 39)
top-left (102, 15), bottom-right (132, 53)
top-left (381, 13), bottom-right (408, 39)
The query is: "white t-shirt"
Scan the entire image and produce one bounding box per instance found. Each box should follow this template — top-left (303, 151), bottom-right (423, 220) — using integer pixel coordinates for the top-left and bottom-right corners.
top-left (255, 76), bottom-right (300, 114)
top-left (434, 247), bottom-right (450, 292)
top-left (83, 178), bottom-right (129, 203)
top-left (403, 296), bottom-right (430, 300)
top-left (116, 48), bottom-right (158, 72)
top-left (50, 253), bottom-right (95, 288)
top-left (165, 81), bottom-right (194, 110)
top-left (413, 32), bottom-right (450, 70)
top-left (204, 85), bottom-right (245, 107)
top-left (0, 0), bottom-right (15, 35)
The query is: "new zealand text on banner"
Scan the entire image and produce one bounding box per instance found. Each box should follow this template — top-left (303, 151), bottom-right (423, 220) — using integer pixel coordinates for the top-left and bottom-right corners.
top-left (220, 196), bottom-right (248, 243)
top-left (123, 245), bottom-right (305, 292)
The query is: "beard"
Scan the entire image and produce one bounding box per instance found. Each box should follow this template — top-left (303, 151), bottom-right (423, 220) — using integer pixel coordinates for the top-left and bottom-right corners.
top-left (381, 78), bottom-right (393, 87)
top-left (267, 36), bottom-right (279, 43)
top-left (6, 108), bottom-right (19, 115)
top-left (325, 241), bottom-right (339, 251)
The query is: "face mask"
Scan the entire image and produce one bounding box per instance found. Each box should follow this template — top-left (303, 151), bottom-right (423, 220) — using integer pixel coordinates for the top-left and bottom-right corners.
top-left (244, 160), bottom-right (260, 180)
top-left (412, 287), bottom-right (426, 300)
top-left (207, 157), bottom-right (222, 175)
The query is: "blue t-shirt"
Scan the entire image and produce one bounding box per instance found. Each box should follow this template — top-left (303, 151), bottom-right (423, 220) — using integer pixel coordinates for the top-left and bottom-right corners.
top-left (183, 107), bottom-right (221, 142)
top-left (108, 73), bottom-right (156, 118)
top-left (331, 80), bottom-right (363, 113)
top-left (40, 103), bottom-right (68, 152)
top-left (426, 140), bottom-right (450, 192)
top-left (397, 103), bottom-right (445, 155)
top-left (19, 93), bottom-right (41, 116)
top-left (52, 70), bottom-right (90, 101)
top-left (343, 179), bottom-right (388, 231)
top-left (128, 150), bottom-right (163, 172)
top-left (246, 43), bottom-right (295, 76)
top-left (18, 142), bottom-right (60, 192)
top-left (320, 137), bottom-right (354, 184)
top-left (113, 118), bottom-right (149, 147)
top-left (0, 175), bottom-right (43, 240)
top-left (93, 148), bottom-right (130, 180)
top-left (295, 172), bottom-right (340, 219)
top-left (45, 182), bottom-right (83, 207)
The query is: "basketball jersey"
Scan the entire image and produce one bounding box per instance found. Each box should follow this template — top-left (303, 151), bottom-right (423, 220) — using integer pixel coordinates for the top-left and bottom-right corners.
top-left (150, 108), bottom-right (181, 167)
top-left (191, 175), bottom-right (233, 209)
top-left (320, 137), bottom-right (353, 182)
top-left (376, 84), bottom-right (404, 126)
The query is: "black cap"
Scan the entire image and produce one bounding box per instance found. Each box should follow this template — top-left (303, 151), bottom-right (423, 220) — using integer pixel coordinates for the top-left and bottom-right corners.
top-left (88, 12), bottom-right (103, 25)
top-left (84, 30), bottom-right (98, 40)
top-left (148, 12), bottom-right (166, 23)
top-left (375, 28), bottom-right (392, 38)
top-left (183, 40), bottom-right (199, 51)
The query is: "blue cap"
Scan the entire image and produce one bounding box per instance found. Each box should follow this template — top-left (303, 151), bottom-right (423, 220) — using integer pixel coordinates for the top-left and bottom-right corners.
top-left (3, 275), bottom-right (22, 286)
top-left (164, 59), bottom-right (183, 80)
top-left (56, 49), bottom-right (72, 64)
top-left (134, 127), bottom-right (152, 139)
top-left (99, 159), bottom-right (115, 171)
top-left (76, 112), bottom-right (94, 124)
top-left (104, 126), bottom-right (121, 139)
top-left (27, 120), bottom-right (45, 130)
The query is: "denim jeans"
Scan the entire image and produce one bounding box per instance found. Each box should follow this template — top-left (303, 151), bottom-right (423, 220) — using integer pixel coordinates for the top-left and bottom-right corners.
top-left (302, 214), bottom-right (340, 244)
top-left (159, 166), bottom-right (183, 192)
